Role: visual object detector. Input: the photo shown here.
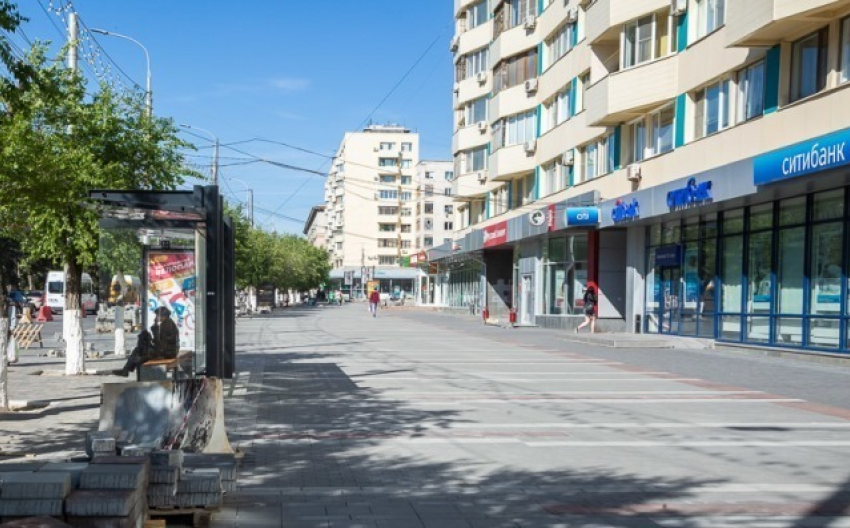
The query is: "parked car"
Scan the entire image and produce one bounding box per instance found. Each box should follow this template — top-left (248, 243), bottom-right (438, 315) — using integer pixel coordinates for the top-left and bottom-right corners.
top-left (23, 290), bottom-right (44, 310)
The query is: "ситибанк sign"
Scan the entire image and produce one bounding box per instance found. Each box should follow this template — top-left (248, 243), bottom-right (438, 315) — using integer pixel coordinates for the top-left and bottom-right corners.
top-left (754, 127), bottom-right (850, 185)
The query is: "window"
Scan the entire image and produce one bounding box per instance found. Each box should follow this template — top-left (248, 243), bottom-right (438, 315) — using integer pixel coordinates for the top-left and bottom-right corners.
top-left (493, 48), bottom-right (538, 93)
top-left (542, 85), bottom-right (571, 133)
top-left (401, 142), bottom-right (413, 152)
top-left (379, 224), bottom-right (396, 232)
top-left (401, 176), bottom-right (412, 184)
top-left (445, 205), bottom-right (454, 214)
top-left (507, 0), bottom-right (536, 29)
top-left (465, 47), bottom-right (489, 79)
top-left (443, 238), bottom-right (453, 245)
top-left (400, 191), bottom-right (412, 201)
top-left (490, 187), bottom-right (509, 215)
top-left (582, 143), bottom-right (597, 181)
top-left (401, 159), bottom-right (412, 169)
top-left (622, 13), bottom-right (674, 69)
top-left (493, 109), bottom-right (537, 150)
top-left (424, 219), bottom-right (433, 231)
top-left (380, 175), bottom-right (396, 183)
top-left (651, 105), bottom-right (675, 154)
top-left (401, 224), bottom-right (412, 233)
top-left (445, 188), bottom-right (452, 196)
top-left (378, 206), bottom-right (397, 215)
top-left (469, 0), bottom-right (488, 29)
top-left (465, 96), bottom-right (488, 125)
top-left (379, 142), bottom-right (395, 150)
top-left (379, 256), bottom-right (397, 265)
top-left (791, 27), bottom-right (829, 102)
top-left (424, 203), bottom-right (434, 214)
top-left (842, 17), bottom-right (850, 83)
top-left (513, 172), bottom-right (536, 206)
top-left (577, 71), bottom-right (590, 112)
top-left (425, 172), bottom-right (434, 179)
top-left (378, 238), bottom-right (398, 248)
top-left (445, 222), bottom-right (454, 230)
top-left (695, 0), bottom-right (725, 39)
top-left (542, 161), bottom-right (569, 195)
top-left (401, 207), bottom-right (412, 217)
top-left (737, 61), bottom-right (765, 122)
top-left (424, 237), bottom-right (434, 247)
top-left (424, 185), bottom-right (434, 196)
top-left (379, 190), bottom-right (397, 200)
top-left (379, 158), bottom-right (397, 167)
top-left (464, 146), bottom-right (488, 172)
top-left (630, 119), bottom-right (647, 162)
top-left (545, 22), bottom-right (575, 69)
top-left (695, 79), bottom-right (729, 138)
top-left (445, 171), bottom-right (454, 181)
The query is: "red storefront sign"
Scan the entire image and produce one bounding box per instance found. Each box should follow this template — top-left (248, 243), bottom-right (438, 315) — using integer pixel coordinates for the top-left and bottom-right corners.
top-left (483, 221), bottom-right (508, 248)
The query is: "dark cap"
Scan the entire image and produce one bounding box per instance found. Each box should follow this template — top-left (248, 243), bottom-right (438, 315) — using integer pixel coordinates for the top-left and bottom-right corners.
top-left (155, 306), bottom-right (171, 317)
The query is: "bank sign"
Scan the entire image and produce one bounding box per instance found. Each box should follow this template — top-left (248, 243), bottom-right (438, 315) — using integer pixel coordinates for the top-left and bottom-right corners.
top-left (565, 207), bottom-right (600, 227)
top-left (611, 198), bottom-right (640, 223)
top-left (667, 178), bottom-right (712, 211)
top-left (754, 128), bottom-right (850, 185)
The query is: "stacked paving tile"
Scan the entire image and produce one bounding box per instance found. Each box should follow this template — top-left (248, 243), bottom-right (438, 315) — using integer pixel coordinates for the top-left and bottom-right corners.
top-left (0, 470), bottom-right (71, 522)
top-left (65, 457), bottom-right (149, 527)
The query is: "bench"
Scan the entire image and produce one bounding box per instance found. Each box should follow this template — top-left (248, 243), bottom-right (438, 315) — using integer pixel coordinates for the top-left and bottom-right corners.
top-left (138, 358), bottom-right (179, 381)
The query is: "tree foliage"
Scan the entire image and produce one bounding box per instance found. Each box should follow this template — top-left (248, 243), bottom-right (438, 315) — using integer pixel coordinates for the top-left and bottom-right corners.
top-left (226, 203), bottom-right (330, 293)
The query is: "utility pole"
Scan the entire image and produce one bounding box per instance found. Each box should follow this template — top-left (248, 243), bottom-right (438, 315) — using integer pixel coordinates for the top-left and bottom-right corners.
top-left (67, 12), bottom-right (78, 72)
top-left (212, 138), bottom-right (220, 187)
top-left (396, 151), bottom-right (403, 266)
top-left (246, 188), bottom-right (254, 228)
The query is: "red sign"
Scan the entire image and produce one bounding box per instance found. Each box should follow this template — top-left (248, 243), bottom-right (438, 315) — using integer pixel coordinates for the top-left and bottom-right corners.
top-left (483, 221), bottom-right (508, 248)
top-left (547, 204), bottom-right (556, 232)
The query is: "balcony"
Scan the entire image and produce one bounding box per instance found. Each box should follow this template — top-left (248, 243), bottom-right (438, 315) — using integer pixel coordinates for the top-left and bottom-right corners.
top-left (453, 124), bottom-right (490, 155)
top-left (536, 111), bottom-right (609, 165)
top-left (489, 82), bottom-right (538, 123)
top-left (456, 21), bottom-right (492, 58)
top-left (489, 143), bottom-right (537, 181)
top-left (726, 0), bottom-right (850, 47)
top-left (585, 0), bottom-right (669, 45)
top-left (490, 22), bottom-right (538, 68)
top-left (585, 54), bottom-right (678, 126)
top-left (452, 170), bottom-right (503, 200)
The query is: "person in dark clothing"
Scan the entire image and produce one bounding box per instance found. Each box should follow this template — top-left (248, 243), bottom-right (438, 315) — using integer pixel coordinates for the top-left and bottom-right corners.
top-left (113, 307), bottom-right (180, 377)
top-left (151, 306), bottom-right (179, 359)
top-left (575, 285), bottom-right (598, 334)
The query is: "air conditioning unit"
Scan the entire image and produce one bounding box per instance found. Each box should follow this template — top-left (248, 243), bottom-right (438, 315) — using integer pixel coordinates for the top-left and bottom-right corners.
top-left (524, 140), bottom-right (537, 153)
top-left (566, 7), bottom-right (579, 23)
top-left (561, 150), bottom-right (575, 166)
top-left (476, 172), bottom-right (487, 182)
top-left (450, 36), bottom-right (460, 52)
top-left (626, 163), bottom-right (642, 181)
top-left (524, 15), bottom-right (537, 29)
top-left (476, 71), bottom-right (487, 84)
top-left (477, 121), bottom-right (488, 132)
top-left (670, 0), bottom-right (687, 15)
top-left (524, 78), bottom-right (538, 93)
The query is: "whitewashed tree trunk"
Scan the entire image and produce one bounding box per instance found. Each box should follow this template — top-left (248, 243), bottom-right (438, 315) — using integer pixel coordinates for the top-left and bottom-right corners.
top-left (114, 306), bottom-right (126, 357)
top-left (64, 308), bottom-right (85, 375)
top-left (0, 317), bottom-right (9, 410)
top-left (6, 306), bottom-right (17, 364)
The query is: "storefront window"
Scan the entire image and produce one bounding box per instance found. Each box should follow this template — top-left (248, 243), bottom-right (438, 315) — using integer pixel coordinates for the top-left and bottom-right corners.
top-left (779, 197), bottom-right (807, 226)
top-left (702, 214), bottom-right (718, 239)
top-left (661, 221), bottom-right (681, 244)
top-left (649, 224), bottom-right (661, 246)
top-left (699, 236), bottom-right (716, 338)
top-left (681, 242), bottom-right (700, 336)
top-left (684, 218), bottom-right (700, 241)
top-left (544, 235), bottom-right (587, 315)
top-left (810, 222), bottom-right (842, 316)
top-left (646, 247), bottom-right (659, 333)
top-left (747, 231), bottom-right (772, 341)
top-left (721, 235), bottom-right (743, 313)
top-left (813, 189), bottom-right (844, 221)
top-left (723, 209), bottom-right (744, 234)
top-left (749, 203), bottom-right (773, 231)
top-left (777, 227), bottom-right (805, 315)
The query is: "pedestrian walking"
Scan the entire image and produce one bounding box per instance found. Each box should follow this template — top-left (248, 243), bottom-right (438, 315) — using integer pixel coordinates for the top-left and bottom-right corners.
top-left (369, 289), bottom-right (380, 318)
top-left (575, 285), bottom-right (597, 333)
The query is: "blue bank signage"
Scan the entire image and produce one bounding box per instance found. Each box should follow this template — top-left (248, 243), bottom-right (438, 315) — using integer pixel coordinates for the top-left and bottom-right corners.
top-left (754, 128), bottom-right (850, 185)
top-left (611, 198), bottom-right (640, 223)
top-left (655, 245), bottom-right (682, 267)
top-left (667, 178), bottom-right (713, 211)
top-left (565, 207), bottom-right (600, 226)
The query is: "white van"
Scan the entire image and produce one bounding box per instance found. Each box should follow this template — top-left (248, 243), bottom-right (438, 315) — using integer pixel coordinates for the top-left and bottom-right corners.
top-left (45, 271), bottom-right (98, 314)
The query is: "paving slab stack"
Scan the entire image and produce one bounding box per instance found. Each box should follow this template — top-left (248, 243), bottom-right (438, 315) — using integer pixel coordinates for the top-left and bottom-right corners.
top-left (0, 430), bottom-right (238, 527)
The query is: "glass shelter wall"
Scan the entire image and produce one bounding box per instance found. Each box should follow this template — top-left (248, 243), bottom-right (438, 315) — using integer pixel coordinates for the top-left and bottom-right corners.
top-left (644, 186), bottom-right (850, 352)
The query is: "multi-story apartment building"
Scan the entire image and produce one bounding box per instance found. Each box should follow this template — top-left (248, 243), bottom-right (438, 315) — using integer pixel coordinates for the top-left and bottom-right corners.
top-left (440, 0), bottom-right (850, 353)
top-left (302, 205), bottom-right (327, 249)
top-left (415, 161), bottom-right (456, 251)
top-left (324, 125), bottom-right (423, 297)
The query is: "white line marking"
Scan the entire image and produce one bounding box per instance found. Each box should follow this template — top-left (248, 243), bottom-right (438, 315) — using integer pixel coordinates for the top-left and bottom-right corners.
top-left (523, 440), bottom-right (850, 447)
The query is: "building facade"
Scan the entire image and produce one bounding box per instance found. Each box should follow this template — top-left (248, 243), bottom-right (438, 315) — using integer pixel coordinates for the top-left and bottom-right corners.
top-left (414, 161), bottom-right (456, 304)
top-left (302, 205), bottom-right (327, 249)
top-left (440, 0), bottom-right (850, 352)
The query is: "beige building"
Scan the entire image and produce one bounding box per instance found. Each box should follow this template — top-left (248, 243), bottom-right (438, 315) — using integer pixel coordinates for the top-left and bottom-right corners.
top-left (415, 160), bottom-right (456, 252)
top-left (302, 205), bottom-right (327, 249)
top-left (443, 0), bottom-right (850, 352)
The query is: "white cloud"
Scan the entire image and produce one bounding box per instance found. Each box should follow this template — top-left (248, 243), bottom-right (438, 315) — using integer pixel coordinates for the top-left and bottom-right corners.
top-left (270, 78), bottom-right (311, 91)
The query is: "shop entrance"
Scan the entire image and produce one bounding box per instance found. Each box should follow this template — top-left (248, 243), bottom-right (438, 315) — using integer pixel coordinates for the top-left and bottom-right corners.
top-left (520, 274), bottom-right (533, 325)
top-left (659, 267), bottom-right (681, 335)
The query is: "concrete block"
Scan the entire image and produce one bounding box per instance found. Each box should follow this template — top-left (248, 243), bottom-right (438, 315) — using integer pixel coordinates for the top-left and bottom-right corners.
top-left (85, 432), bottom-right (115, 459)
top-left (148, 466), bottom-right (179, 485)
top-left (63, 515), bottom-right (143, 528)
top-left (0, 463), bottom-right (46, 473)
top-left (118, 446), bottom-right (150, 457)
top-left (0, 499), bottom-right (63, 517)
top-left (222, 480), bottom-right (235, 493)
top-left (146, 483), bottom-right (176, 498)
top-left (146, 492), bottom-right (177, 509)
top-left (149, 450), bottom-right (182, 468)
top-left (176, 469), bottom-right (220, 494)
top-left (79, 465), bottom-right (146, 491)
top-left (182, 454), bottom-right (236, 481)
top-left (0, 516), bottom-right (71, 527)
top-left (64, 489), bottom-right (139, 517)
top-left (89, 457), bottom-right (149, 467)
top-left (175, 492), bottom-right (222, 509)
top-left (0, 473), bottom-right (71, 499)
top-left (38, 462), bottom-right (89, 488)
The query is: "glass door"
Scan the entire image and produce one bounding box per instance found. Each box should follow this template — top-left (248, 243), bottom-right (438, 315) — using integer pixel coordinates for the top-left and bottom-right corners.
top-left (660, 267), bottom-right (681, 334)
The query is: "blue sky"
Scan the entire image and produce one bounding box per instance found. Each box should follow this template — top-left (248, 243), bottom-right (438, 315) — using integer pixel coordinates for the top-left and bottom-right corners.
top-left (12, 1), bottom-right (454, 233)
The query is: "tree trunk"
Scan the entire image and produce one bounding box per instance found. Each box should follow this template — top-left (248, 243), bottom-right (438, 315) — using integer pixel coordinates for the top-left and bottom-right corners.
top-left (0, 265), bottom-right (10, 410)
top-left (63, 261), bottom-right (86, 375)
top-left (113, 270), bottom-right (128, 357)
top-left (5, 306), bottom-right (17, 364)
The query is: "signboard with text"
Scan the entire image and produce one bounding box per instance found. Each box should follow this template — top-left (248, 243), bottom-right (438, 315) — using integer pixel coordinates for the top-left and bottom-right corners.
top-left (483, 221), bottom-right (508, 248)
top-left (755, 128), bottom-right (850, 185)
top-left (146, 251), bottom-right (196, 351)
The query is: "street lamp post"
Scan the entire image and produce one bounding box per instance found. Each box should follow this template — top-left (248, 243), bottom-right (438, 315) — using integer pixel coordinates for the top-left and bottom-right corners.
top-left (180, 124), bottom-right (219, 187)
top-left (90, 28), bottom-right (152, 117)
top-left (228, 177), bottom-right (254, 228)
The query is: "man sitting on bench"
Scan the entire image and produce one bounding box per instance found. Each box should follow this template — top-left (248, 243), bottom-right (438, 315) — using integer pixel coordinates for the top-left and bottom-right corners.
top-left (113, 307), bottom-right (179, 377)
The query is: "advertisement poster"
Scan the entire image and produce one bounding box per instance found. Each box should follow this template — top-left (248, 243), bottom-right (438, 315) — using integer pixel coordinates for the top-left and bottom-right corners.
top-left (684, 247), bottom-right (699, 308)
top-left (147, 251), bottom-right (196, 352)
